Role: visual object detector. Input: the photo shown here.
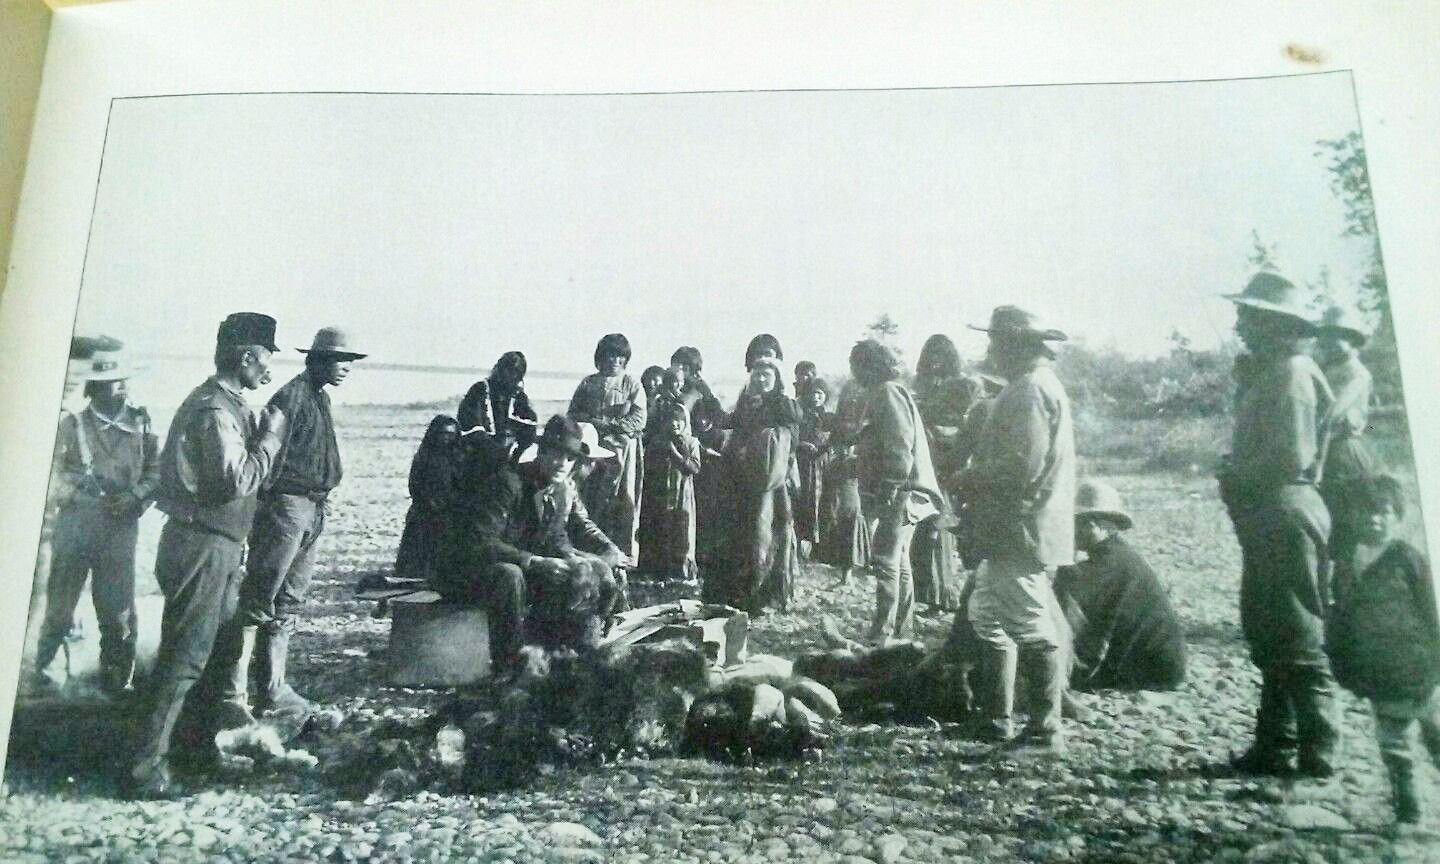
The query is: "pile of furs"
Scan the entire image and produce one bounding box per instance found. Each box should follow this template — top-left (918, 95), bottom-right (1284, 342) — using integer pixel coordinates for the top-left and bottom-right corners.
top-left (330, 638), bottom-right (845, 796)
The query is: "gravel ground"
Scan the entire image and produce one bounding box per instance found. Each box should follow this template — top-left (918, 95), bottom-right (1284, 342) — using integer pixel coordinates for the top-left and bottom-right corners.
top-left (3, 404), bottom-right (1438, 863)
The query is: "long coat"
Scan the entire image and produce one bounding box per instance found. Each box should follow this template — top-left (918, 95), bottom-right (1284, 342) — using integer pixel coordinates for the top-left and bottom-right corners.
top-left (568, 373), bottom-right (647, 560)
top-left (962, 360), bottom-right (1076, 569)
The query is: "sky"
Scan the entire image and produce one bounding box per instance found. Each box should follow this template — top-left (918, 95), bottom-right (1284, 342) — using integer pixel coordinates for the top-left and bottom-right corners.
top-left (73, 73), bottom-right (1371, 398)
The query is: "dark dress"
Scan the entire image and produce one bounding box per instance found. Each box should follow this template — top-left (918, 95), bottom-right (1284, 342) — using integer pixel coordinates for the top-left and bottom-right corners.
top-left (909, 376), bottom-right (980, 609)
top-left (1053, 535), bottom-right (1187, 691)
top-left (795, 406), bottom-right (830, 545)
top-left (395, 430), bottom-right (460, 584)
top-left (816, 395), bottom-right (871, 571)
top-left (637, 428), bottom-right (702, 582)
top-left (716, 390), bottom-right (802, 614)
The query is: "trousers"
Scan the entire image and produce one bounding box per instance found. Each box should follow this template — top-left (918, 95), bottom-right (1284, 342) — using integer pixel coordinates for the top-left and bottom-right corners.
top-left (968, 555), bottom-right (1066, 738)
top-left (240, 493), bottom-right (325, 633)
top-left (133, 520), bottom-right (244, 775)
top-left (869, 494), bottom-right (917, 642)
top-left (35, 505), bottom-right (140, 685)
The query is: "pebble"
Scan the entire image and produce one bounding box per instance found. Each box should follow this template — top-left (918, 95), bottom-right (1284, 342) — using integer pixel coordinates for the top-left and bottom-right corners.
top-left (1278, 804), bottom-right (1353, 832)
top-left (541, 822), bottom-right (604, 846)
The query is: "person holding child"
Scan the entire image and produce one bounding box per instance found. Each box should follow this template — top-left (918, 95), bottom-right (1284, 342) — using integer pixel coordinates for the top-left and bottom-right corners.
top-left (1325, 475), bottom-right (1440, 825)
top-left (568, 333), bottom-right (647, 562)
top-left (1218, 273), bottom-right (1339, 778)
top-left (638, 400), bottom-right (703, 583)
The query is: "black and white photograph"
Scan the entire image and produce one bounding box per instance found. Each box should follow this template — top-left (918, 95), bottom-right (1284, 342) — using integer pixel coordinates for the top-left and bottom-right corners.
top-left (1, 5), bottom-right (1439, 863)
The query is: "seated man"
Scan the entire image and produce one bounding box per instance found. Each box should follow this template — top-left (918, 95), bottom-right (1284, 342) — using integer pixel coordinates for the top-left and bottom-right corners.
top-left (1053, 480), bottom-right (1186, 692)
top-left (436, 415), bottom-right (626, 673)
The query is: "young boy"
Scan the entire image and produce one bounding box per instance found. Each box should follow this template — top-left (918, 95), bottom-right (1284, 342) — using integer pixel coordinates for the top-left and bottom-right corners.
top-left (1326, 475), bottom-right (1440, 825)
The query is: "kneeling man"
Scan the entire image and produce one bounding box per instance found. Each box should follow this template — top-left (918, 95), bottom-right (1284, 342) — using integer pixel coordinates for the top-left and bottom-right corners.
top-left (1053, 480), bottom-right (1186, 692)
top-left (438, 415), bottom-right (625, 672)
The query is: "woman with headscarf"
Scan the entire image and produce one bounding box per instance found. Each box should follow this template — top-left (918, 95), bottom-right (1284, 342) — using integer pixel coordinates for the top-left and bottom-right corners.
top-left (910, 334), bottom-right (983, 612)
top-left (568, 333), bottom-right (647, 562)
top-left (716, 338), bottom-right (802, 614)
top-left (394, 414), bottom-right (462, 583)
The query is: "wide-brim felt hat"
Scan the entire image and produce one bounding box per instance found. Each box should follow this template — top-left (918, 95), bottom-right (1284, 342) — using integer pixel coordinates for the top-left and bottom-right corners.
top-left (79, 348), bottom-right (145, 382)
top-left (217, 312), bottom-right (281, 353)
top-left (968, 305), bottom-right (1068, 342)
top-left (1075, 479), bottom-right (1133, 530)
top-left (298, 326), bottom-right (368, 360)
top-left (1318, 304), bottom-right (1371, 344)
top-left (1222, 273), bottom-right (1317, 328)
top-left (531, 415), bottom-right (614, 461)
top-left (576, 422), bottom-right (615, 459)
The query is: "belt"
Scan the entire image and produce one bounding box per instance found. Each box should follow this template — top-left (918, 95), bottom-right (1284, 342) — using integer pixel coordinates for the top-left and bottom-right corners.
top-left (265, 486), bottom-right (330, 503)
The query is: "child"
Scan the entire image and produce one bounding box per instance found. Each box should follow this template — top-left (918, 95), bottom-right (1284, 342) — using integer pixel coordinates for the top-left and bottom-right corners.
top-left (394, 414), bottom-right (462, 584)
top-left (638, 401), bottom-right (703, 583)
top-left (1326, 475), bottom-right (1440, 825)
top-left (568, 333), bottom-right (647, 561)
top-left (795, 377), bottom-right (832, 556)
top-left (639, 364), bottom-right (667, 442)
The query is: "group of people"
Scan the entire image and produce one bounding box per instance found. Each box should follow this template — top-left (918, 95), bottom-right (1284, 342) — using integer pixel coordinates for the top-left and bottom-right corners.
top-left (21, 272), bottom-right (1440, 825)
top-left (30, 315), bottom-right (366, 799)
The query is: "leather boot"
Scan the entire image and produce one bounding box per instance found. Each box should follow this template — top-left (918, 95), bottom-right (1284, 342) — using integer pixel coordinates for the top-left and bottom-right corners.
top-left (257, 628), bottom-right (315, 718)
top-left (1012, 644), bottom-right (1065, 752)
top-left (969, 643), bottom-right (1015, 742)
top-left (1385, 753), bottom-right (1422, 824)
top-left (209, 624), bottom-right (259, 730)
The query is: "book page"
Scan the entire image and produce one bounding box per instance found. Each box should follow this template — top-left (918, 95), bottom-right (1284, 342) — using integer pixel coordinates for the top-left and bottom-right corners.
top-left (1, 1), bottom-right (1438, 857)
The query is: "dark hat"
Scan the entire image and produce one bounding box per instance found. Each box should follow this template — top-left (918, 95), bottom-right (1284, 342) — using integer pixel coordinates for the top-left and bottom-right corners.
top-left (535, 415), bottom-right (592, 459)
top-left (82, 347), bottom-right (144, 382)
top-left (1318, 304), bottom-right (1371, 345)
top-left (968, 305), bottom-right (1068, 342)
top-left (217, 313), bottom-right (280, 353)
top-left (298, 326), bottom-right (368, 360)
top-left (1222, 273), bottom-right (1317, 328)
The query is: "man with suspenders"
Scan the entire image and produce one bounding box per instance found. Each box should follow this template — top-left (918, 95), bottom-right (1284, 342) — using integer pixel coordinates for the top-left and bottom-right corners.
top-left (33, 344), bottom-right (160, 695)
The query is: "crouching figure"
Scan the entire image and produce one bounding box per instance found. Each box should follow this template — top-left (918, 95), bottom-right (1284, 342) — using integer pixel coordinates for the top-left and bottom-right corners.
top-left (436, 416), bottom-right (628, 674)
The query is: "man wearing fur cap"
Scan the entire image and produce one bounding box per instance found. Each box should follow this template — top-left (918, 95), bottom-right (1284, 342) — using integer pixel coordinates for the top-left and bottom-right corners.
top-left (438, 415), bottom-right (628, 674)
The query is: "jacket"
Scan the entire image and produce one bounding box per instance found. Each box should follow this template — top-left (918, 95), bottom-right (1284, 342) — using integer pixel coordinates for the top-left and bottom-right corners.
top-left (156, 377), bottom-right (283, 541)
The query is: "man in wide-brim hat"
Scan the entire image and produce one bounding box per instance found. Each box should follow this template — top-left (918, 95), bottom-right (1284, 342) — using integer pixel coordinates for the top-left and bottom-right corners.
top-left (1314, 303), bottom-right (1381, 622)
top-left (437, 414), bottom-right (626, 674)
top-left (130, 313), bottom-right (287, 798)
top-left (1053, 480), bottom-right (1187, 693)
top-left (1218, 273), bottom-right (1340, 778)
top-left (34, 342), bottom-right (161, 696)
top-left (955, 304), bottom-right (1076, 753)
top-left (229, 327), bottom-right (367, 725)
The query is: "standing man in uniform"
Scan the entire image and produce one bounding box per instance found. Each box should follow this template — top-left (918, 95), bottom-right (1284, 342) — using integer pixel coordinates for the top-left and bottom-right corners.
top-left (128, 313), bottom-right (286, 799)
top-left (957, 305), bottom-right (1076, 753)
top-left (229, 327), bottom-right (364, 720)
top-left (33, 343), bottom-right (160, 695)
top-left (1219, 273), bottom-right (1339, 777)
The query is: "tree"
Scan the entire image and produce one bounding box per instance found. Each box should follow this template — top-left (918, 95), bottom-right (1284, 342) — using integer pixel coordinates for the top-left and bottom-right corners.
top-left (1246, 230), bottom-right (1281, 273)
top-left (865, 313), bottom-right (900, 346)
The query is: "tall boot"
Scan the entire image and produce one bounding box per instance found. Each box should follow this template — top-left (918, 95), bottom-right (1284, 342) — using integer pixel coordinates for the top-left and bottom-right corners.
top-left (1291, 663), bottom-right (1340, 778)
top-left (969, 643), bottom-right (1015, 742)
top-left (1012, 644), bottom-right (1065, 753)
top-left (1384, 752), bottom-right (1422, 824)
top-left (207, 624), bottom-right (259, 731)
top-left (256, 628), bottom-right (315, 718)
